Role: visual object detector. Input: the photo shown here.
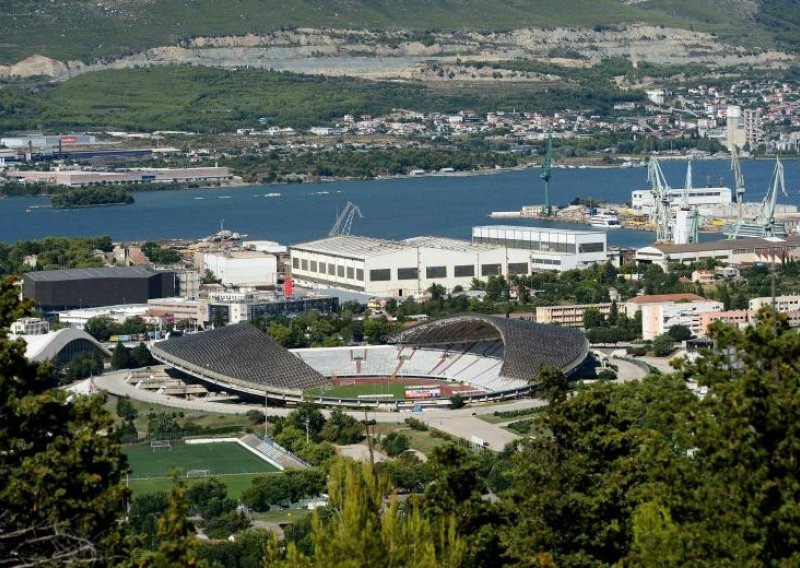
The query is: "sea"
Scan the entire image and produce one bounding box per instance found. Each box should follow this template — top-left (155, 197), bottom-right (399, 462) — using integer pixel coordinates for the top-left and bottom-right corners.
top-left (1, 159), bottom-right (798, 249)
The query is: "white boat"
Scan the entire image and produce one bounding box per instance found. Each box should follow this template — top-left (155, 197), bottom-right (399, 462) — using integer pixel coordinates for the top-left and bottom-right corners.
top-left (589, 217), bottom-right (622, 229)
top-left (264, 192), bottom-right (281, 197)
top-left (588, 209), bottom-right (622, 229)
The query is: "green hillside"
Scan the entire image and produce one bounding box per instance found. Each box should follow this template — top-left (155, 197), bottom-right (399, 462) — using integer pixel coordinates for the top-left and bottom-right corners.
top-left (0, 65), bottom-right (641, 132)
top-left (2, 0), bottom-right (797, 65)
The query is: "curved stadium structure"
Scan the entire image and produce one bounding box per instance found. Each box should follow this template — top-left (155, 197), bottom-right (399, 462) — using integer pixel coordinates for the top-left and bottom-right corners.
top-left (151, 316), bottom-right (588, 407)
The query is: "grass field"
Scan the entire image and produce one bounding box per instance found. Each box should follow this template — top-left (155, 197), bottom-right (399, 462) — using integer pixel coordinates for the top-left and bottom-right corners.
top-left (126, 473), bottom-right (258, 499)
top-left (125, 441), bottom-right (279, 479)
top-left (306, 378), bottom-right (449, 400)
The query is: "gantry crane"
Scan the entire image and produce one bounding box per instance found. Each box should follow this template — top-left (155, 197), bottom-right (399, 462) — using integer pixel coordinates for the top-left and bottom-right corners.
top-left (647, 158), bottom-right (673, 243)
top-left (328, 202), bottom-right (364, 237)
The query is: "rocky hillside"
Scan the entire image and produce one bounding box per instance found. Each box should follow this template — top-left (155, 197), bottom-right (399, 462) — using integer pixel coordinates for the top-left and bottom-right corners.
top-left (2, 0), bottom-right (799, 67)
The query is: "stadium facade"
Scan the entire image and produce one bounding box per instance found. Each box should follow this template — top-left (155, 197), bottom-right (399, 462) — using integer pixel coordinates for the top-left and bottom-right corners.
top-left (151, 315), bottom-right (589, 408)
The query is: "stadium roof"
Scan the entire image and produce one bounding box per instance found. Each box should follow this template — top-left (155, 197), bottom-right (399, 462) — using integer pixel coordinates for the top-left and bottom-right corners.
top-left (19, 328), bottom-right (111, 362)
top-left (151, 323), bottom-right (329, 395)
top-left (24, 266), bottom-right (162, 282)
top-left (389, 314), bottom-right (588, 381)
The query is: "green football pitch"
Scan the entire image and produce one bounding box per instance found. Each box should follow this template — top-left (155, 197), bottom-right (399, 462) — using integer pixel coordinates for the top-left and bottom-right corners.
top-left (305, 379), bottom-right (436, 399)
top-left (125, 442), bottom-right (279, 479)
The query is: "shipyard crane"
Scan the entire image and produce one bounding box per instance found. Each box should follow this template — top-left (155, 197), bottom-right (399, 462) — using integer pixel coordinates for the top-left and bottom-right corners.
top-left (726, 146), bottom-right (746, 239)
top-left (756, 157), bottom-right (788, 238)
top-left (647, 158), bottom-right (673, 243)
top-left (540, 130), bottom-right (553, 217)
top-left (328, 201), bottom-right (363, 237)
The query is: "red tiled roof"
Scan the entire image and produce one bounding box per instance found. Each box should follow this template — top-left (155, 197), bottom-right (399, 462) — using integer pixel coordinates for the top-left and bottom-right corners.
top-left (627, 293), bottom-right (705, 304)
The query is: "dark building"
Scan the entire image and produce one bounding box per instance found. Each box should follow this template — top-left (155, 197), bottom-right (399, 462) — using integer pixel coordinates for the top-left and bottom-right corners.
top-left (23, 267), bottom-right (176, 311)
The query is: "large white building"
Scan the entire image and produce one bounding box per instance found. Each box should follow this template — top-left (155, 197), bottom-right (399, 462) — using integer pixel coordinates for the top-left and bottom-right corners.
top-left (631, 187), bottom-right (733, 215)
top-left (471, 226), bottom-right (607, 272)
top-left (58, 304), bottom-right (151, 330)
top-left (203, 251), bottom-right (278, 287)
top-left (290, 235), bottom-right (527, 297)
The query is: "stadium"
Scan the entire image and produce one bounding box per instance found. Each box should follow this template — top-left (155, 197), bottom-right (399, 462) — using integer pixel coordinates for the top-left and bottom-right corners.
top-left (151, 315), bottom-right (589, 409)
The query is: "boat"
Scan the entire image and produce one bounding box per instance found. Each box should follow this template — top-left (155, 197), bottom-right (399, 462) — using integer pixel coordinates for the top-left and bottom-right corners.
top-left (264, 192), bottom-right (281, 197)
top-left (587, 208), bottom-right (622, 229)
top-left (203, 220), bottom-right (248, 242)
top-left (218, 196), bottom-right (231, 199)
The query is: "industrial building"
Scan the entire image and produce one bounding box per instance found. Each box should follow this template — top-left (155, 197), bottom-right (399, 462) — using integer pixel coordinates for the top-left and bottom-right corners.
top-left (290, 235), bottom-right (529, 297)
top-left (631, 186), bottom-right (732, 214)
top-left (10, 166), bottom-right (232, 187)
top-left (0, 135), bottom-right (96, 149)
top-left (471, 226), bottom-right (607, 272)
top-left (634, 236), bottom-right (800, 271)
top-left (202, 251), bottom-right (278, 287)
top-left (535, 303), bottom-right (613, 328)
top-left (205, 292), bottom-right (338, 326)
top-left (58, 304), bottom-right (151, 330)
top-left (22, 267), bottom-right (176, 312)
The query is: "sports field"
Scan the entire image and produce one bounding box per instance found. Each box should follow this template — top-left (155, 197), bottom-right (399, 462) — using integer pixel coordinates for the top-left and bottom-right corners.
top-left (125, 441), bottom-right (279, 479)
top-left (305, 377), bottom-right (477, 399)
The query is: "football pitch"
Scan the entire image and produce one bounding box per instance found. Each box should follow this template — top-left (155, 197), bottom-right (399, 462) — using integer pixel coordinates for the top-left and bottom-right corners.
top-left (305, 379), bottom-right (447, 399)
top-left (125, 442), bottom-right (279, 479)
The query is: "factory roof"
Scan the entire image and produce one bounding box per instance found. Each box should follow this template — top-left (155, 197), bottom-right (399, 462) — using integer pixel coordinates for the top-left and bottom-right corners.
top-left (627, 293), bottom-right (706, 304)
top-left (24, 266), bottom-right (163, 282)
top-left (644, 236), bottom-right (800, 255)
top-left (291, 236), bottom-right (415, 259)
top-left (403, 236), bottom-right (497, 253)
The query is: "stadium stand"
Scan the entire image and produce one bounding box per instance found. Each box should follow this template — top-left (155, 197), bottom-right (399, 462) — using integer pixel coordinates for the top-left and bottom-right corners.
top-left (389, 315), bottom-right (588, 382)
top-left (240, 434), bottom-right (310, 470)
top-left (151, 324), bottom-right (330, 396)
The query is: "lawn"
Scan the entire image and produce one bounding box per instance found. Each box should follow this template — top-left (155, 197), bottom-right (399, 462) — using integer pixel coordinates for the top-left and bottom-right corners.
top-left (126, 473), bottom-right (258, 499)
top-left (306, 379), bottom-right (448, 400)
top-left (125, 441), bottom-right (278, 479)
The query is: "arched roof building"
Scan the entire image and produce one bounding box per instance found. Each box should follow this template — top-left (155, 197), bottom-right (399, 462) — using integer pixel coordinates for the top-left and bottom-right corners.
top-left (19, 328), bottom-right (111, 364)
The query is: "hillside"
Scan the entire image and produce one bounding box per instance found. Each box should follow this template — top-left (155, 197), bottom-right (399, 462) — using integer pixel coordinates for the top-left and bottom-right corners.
top-left (2, 0), bottom-right (797, 65)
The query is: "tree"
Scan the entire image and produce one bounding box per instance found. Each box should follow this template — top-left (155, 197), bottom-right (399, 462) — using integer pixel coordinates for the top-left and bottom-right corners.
top-left (130, 342), bottom-right (155, 368)
top-left (265, 460), bottom-right (466, 567)
top-left (449, 393), bottom-right (466, 409)
top-left (112, 341), bottom-right (132, 370)
top-left (0, 277), bottom-right (129, 565)
top-left (117, 396), bottom-right (139, 420)
top-left (84, 314), bottom-right (116, 342)
top-left (608, 299), bottom-right (619, 326)
top-left (583, 307), bottom-right (606, 329)
top-left (320, 409), bottom-right (363, 444)
top-left (363, 316), bottom-right (391, 344)
top-left (651, 334), bottom-right (675, 356)
top-left (382, 431), bottom-right (410, 457)
top-left (428, 283), bottom-right (446, 302)
top-left (667, 324), bottom-right (692, 342)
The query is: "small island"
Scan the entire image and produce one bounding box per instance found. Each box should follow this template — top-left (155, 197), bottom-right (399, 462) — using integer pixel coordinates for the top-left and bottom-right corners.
top-left (50, 187), bottom-right (135, 208)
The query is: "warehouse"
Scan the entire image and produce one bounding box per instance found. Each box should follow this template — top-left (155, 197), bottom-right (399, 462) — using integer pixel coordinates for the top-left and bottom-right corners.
top-left (635, 236), bottom-right (800, 271)
top-left (471, 225), bottom-right (607, 271)
top-left (202, 250), bottom-right (278, 287)
top-left (23, 267), bottom-right (176, 312)
top-left (290, 235), bottom-right (531, 297)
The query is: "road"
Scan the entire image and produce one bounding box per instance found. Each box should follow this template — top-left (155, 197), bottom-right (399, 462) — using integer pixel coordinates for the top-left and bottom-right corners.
top-left (93, 371), bottom-right (546, 450)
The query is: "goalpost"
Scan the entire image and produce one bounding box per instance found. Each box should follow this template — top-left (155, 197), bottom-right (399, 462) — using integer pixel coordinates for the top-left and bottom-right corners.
top-left (150, 440), bottom-right (172, 452)
top-left (186, 469), bottom-right (211, 478)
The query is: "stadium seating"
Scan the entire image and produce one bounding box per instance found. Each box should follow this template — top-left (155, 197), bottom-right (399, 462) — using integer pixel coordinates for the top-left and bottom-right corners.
top-left (152, 324), bottom-right (330, 392)
top-left (240, 434), bottom-right (309, 470)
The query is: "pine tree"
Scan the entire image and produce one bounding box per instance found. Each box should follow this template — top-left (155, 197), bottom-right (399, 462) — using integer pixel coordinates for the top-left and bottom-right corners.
top-left (0, 277), bottom-right (130, 565)
top-left (111, 341), bottom-right (131, 370)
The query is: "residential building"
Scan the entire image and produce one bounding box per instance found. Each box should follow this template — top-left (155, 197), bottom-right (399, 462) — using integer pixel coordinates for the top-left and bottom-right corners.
top-left (625, 293), bottom-right (723, 340)
top-left (535, 303), bottom-right (613, 328)
top-left (749, 295), bottom-right (800, 312)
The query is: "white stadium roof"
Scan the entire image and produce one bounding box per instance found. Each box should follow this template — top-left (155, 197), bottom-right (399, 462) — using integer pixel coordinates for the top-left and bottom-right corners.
top-left (19, 328), bottom-right (111, 362)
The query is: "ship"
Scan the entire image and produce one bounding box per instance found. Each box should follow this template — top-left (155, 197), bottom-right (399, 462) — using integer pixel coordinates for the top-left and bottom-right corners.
top-left (587, 208), bottom-right (621, 229)
top-left (203, 220), bottom-right (247, 243)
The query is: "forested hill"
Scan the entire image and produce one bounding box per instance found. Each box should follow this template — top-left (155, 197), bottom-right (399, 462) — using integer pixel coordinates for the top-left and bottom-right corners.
top-left (2, 0), bottom-right (799, 64)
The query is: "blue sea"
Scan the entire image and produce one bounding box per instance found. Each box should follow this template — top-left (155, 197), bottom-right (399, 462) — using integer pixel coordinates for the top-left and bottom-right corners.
top-left (1, 159), bottom-right (798, 249)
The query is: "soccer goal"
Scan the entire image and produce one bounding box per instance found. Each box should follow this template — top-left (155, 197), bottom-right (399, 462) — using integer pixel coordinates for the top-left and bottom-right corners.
top-left (186, 469), bottom-right (211, 478)
top-left (150, 440), bottom-right (172, 452)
